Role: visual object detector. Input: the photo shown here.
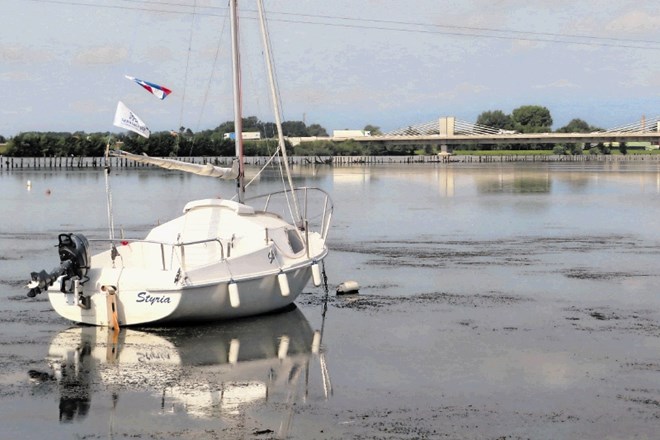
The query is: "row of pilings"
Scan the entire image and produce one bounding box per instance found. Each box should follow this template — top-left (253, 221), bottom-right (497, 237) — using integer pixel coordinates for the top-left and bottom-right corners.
top-left (3, 154), bottom-right (660, 170)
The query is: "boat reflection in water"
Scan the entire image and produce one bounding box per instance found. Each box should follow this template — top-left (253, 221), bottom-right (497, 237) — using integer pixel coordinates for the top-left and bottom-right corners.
top-left (41, 306), bottom-right (331, 435)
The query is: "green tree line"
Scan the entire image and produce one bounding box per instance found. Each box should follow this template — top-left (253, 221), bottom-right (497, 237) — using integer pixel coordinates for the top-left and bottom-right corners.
top-left (0, 117), bottom-right (329, 158)
top-left (1, 106), bottom-right (623, 157)
top-left (473, 105), bottom-right (618, 155)
top-left (1, 116), bottom-right (394, 157)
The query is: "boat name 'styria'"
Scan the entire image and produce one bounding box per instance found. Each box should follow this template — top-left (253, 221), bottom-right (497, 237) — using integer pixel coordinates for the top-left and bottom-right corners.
top-left (137, 351), bottom-right (172, 363)
top-left (136, 291), bottom-right (171, 305)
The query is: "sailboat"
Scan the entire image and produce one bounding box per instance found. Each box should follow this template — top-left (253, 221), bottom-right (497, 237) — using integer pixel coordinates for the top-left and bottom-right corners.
top-left (25, 0), bottom-right (333, 326)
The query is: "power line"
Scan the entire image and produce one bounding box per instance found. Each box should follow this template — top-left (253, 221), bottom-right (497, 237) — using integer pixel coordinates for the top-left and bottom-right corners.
top-left (277, 11), bottom-right (660, 46)
top-left (267, 16), bottom-right (660, 51)
top-left (23, 0), bottom-right (660, 50)
top-left (24, 0), bottom-right (222, 16)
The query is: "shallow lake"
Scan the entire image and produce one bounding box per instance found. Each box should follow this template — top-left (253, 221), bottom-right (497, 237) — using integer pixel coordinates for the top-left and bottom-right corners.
top-left (1, 161), bottom-right (659, 439)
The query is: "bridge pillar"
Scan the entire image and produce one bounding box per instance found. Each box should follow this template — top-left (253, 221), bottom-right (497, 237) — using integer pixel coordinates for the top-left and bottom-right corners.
top-left (439, 117), bottom-right (455, 136)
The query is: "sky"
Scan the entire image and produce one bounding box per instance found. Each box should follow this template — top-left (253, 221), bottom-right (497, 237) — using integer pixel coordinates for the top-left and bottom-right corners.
top-left (1, 0), bottom-right (659, 137)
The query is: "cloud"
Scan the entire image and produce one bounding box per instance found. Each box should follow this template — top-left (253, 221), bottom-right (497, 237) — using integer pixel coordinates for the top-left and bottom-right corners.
top-left (606, 10), bottom-right (660, 34)
top-left (623, 69), bottom-right (660, 91)
top-left (69, 100), bottom-right (108, 114)
top-left (0, 71), bottom-right (31, 81)
top-left (434, 82), bottom-right (489, 100)
top-left (0, 45), bottom-right (53, 63)
top-left (509, 39), bottom-right (545, 53)
top-left (0, 46), bottom-right (24, 62)
top-left (533, 79), bottom-right (578, 89)
top-left (1, 107), bottom-right (32, 116)
top-left (135, 45), bottom-right (176, 64)
top-left (74, 46), bottom-right (128, 65)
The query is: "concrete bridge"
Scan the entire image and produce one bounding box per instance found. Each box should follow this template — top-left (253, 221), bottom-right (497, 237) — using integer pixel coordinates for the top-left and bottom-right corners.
top-left (320, 116), bottom-right (660, 151)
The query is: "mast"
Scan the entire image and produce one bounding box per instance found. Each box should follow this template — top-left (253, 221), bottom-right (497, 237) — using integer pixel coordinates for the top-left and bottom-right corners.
top-left (229, 0), bottom-right (245, 202)
top-left (257, 0), bottom-right (302, 224)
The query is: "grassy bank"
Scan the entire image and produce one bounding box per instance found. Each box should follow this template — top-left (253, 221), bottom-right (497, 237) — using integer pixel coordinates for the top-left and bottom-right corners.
top-left (451, 149), bottom-right (660, 156)
top-left (453, 150), bottom-right (553, 156)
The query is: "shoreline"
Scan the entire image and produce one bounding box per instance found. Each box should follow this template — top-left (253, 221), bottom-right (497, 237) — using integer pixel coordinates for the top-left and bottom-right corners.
top-left (3, 153), bottom-right (660, 170)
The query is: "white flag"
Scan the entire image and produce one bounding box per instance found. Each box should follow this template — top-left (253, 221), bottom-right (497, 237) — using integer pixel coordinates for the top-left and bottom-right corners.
top-left (113, 101), bottom-right (150, 138)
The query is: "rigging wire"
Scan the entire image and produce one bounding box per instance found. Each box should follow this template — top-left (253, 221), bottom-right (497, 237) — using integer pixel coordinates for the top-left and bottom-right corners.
top-left (239, 145), bottom-right (281, 193)
top-left (178, 0), bottom-right (197, 142)
top-left (105, 8), bottom-right (144, 249)
top-left (257, 0), bottom-right (301, 226)
top-left (194, 4), bottom-right (230, 134)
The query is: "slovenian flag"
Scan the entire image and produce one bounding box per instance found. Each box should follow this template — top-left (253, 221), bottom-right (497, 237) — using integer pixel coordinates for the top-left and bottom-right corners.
top-left (125, 75), bottom-right (172, 100)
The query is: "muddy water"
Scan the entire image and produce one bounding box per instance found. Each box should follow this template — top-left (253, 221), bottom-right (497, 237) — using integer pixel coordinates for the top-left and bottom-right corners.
top-left (1, 162), bottom-right (659, 439)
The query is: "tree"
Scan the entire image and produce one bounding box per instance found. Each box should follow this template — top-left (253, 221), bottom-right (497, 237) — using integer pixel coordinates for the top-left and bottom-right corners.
top-left (364, 124), bottom-right (382, 135)
top-left (552, 145), bottom-right (567, 155)
top-left (307, 124), bottom-right (328, 137)
top-left (476, 110), bottom-right (514, 130)
top-left (618, 141), bottom-right (628, 155)
top-left (242, 116), bottom-right (260, 131)
top-left (511, 105), bottom-right (553, 133)
top-left (590, 142), bottom-right (610, 155)
top-left (281, 121), bottom-right (308, 137)
top-left (335, 140), bottom-right (367, 156)
top-left (261, 122), bottom-right (277, 138)
top-left (293, 140), bottom-right (335, 155)
top-left (557, 118), bottom-right (594, 133)
top-left (215, 120), bottom-right (235, 135)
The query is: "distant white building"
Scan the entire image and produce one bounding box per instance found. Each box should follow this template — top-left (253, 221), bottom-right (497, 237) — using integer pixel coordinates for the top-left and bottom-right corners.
top-left (287, 136), bottom-right (327, 146)
top-left (332, 129), bottom-right (371, 139)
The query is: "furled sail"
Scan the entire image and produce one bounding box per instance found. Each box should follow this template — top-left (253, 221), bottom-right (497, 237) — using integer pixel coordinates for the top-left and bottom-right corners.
top-left (110, 149), bottom-right (239, 179)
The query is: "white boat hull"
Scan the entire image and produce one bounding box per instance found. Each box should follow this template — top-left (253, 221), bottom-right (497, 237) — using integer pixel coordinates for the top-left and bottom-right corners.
top-left (43, 196), bottom-right (331, 327)
top-left (48, 263), bottom-right (319, 326)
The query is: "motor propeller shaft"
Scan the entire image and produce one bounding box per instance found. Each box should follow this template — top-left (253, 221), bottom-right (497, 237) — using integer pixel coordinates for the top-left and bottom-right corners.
top-left (27, 260), bottom-right (74, 297)
top-left (26, 233), bottom-right (90, 298)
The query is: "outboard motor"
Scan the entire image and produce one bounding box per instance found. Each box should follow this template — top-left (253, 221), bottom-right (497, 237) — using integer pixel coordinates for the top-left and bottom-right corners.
top-left (27, 233), bottom-right (90, 299)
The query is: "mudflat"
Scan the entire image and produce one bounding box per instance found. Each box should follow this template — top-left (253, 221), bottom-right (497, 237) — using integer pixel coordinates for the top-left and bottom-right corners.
top-left (2, 235), bottom-right (659, 439)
